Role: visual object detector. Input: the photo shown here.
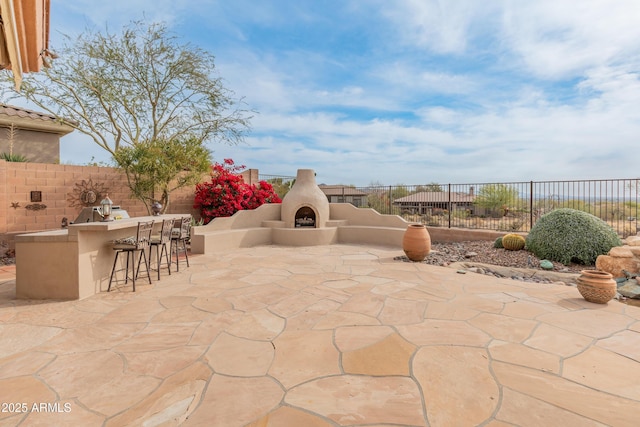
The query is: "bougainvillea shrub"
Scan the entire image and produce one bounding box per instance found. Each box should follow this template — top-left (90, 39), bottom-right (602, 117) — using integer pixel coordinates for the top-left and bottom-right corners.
top-left (194, 159), bottom-right (282, 224)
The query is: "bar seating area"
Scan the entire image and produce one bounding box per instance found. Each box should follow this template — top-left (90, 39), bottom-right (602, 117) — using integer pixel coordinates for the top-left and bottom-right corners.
top-left (170, 216), bottom-right (191, 272)
top-left (107, 220), bottom-right (154, 292)
top-left (107, 217), bottom-right (192, 292)
top-left (15, 214), bottom-right (192, 300)
top-left (150, 218), bottom-right (174, 280)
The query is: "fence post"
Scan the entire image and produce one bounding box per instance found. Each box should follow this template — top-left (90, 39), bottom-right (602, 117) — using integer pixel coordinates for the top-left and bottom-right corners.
top-left (448, 184), bottom-right (452, 228)
top-left (530, 181), bottom-right (534, 230)
top-left (389, 186), bottom-right (392, 214)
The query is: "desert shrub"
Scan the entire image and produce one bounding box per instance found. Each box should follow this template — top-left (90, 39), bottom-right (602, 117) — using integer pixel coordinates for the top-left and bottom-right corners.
top-left (493, 237), bottom-right (503, 248)
top-left (508, 218), bottom-right (526, 231)
top-left (496, 221), bottom-right (512, 231)
top-left (0, 152), bottom-right (28, 162)
top-left (619, 222), bottom-right (637, 239)
top-left (452, 209), bottom-right (470, 219)
top-left (525, 208), bottom-right (621, 265)
top-left (426, 215), bottom-right (441, 227)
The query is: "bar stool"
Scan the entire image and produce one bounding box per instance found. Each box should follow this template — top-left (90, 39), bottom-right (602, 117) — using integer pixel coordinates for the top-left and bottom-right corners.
top-left (108, 220), bottom-right (154, 292)
top-left (170, 217), bottom-right (191, 271)
top-left (150, 218), bottom-right (173, 280)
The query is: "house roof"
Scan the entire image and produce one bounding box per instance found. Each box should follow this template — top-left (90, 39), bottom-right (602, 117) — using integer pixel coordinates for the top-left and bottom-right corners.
top-left (393, 191), bottom-right (475, 204)
top-left (0, 104), bottom-right (75, 135)
top-left (319, 185), bottom-right (369, 196)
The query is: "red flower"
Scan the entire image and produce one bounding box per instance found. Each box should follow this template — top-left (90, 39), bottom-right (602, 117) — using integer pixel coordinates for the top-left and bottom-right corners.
top-left (194, 159), bottom-right (282, 224)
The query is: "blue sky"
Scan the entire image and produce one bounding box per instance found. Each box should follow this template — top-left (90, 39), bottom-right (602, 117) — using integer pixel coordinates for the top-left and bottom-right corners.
top-left (47, 1), bottom-right (640, 185)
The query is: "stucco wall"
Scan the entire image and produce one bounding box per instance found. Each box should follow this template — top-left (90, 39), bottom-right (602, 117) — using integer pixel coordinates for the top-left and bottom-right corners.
top-left (0, 160), bottom-right (202, 248)
top-left (0, 129), bottom-right (60, 163)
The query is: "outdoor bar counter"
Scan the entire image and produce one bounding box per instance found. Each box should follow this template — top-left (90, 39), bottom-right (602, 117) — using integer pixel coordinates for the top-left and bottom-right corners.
top-left (15, 214), bottom-right (188, 300)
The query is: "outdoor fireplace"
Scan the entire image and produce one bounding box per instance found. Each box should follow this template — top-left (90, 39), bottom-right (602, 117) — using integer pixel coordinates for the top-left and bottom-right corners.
top-left (281, 169), bottom-right (330, 228)
top-left (191, 167), bottom-right (412, 253)
top-left (295, 207), bottom-right (316, 227)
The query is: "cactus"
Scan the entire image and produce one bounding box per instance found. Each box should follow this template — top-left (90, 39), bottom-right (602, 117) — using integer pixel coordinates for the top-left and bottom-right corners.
top-left (502, 233), bottom-right (525, 251)
top-left (493, 237), bottom-right (503, 248)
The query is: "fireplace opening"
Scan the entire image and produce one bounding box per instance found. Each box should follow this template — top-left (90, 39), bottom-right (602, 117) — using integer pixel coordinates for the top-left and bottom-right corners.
top-left (295, 206), bottom-right (316, 228)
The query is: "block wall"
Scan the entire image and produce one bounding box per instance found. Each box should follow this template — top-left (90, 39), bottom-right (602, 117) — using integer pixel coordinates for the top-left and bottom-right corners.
top-left (0, 160), bottom-right (204, 245)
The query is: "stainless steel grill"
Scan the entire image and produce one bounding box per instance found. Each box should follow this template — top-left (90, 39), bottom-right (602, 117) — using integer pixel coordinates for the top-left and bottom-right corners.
top-left (72, 206), bottom-right (130, 223)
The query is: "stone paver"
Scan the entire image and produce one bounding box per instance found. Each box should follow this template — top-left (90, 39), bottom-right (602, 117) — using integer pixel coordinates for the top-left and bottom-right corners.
top-left (1, 244), bottom-right (640, 426)
top-left (414, 346), bottom-right (498, 427)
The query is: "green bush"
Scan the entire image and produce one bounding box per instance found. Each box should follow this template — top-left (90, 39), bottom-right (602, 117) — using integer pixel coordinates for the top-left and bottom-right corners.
top-left (525, 208), bottom-right (621, 265)
top-left (0, 152), bottom-right (28, 162)
top-left (493, 236), bottom-right (503, 248)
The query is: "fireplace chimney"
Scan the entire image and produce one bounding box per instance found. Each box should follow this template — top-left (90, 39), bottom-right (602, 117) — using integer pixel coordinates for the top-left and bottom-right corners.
top-left (281, 169), bottom-right (330, 228)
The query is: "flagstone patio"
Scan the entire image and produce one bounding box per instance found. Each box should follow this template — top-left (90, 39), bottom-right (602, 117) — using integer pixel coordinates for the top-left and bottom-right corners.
top-left (0, 244), bottom-right (639, 426)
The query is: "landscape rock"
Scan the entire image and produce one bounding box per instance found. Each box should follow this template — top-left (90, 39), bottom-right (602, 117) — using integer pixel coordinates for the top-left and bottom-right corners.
top-left (398, 241), bottom-right (584, 285)
top-left (596, 253), bottom-right (640, 278)
top-left (540, 260), bottom-right (554, 270)
top-left (625, 236), bottom-right (640, 246)
top-left (617, 280), bottom-right (640, 299)
top-left (608, 247), bottom-right (634, 258)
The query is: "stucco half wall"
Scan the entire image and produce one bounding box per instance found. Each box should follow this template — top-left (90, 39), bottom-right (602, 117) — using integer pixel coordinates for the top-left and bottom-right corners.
top-left (190, 203), bottom-right (507, 254)
top-left (190, 203), bottom-right (408, 253)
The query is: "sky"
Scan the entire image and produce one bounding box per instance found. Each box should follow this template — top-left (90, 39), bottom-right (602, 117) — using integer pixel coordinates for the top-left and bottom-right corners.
top-left (38, 1), bottom-right (640, 185)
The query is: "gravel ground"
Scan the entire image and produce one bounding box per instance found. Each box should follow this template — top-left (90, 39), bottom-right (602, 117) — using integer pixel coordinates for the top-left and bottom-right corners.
top-left (423, 240), bottom-right (589, 273)
top-left (395, 240), bottom-right (592, 285)
top-left (1, 251), bottom-right (14, 266)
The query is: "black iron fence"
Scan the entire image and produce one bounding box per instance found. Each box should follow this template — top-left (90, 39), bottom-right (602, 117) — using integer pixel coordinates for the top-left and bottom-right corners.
top-left (261, 176), bottom-right (640, 237)
top-left (259, 174), bottom-right (295, 198)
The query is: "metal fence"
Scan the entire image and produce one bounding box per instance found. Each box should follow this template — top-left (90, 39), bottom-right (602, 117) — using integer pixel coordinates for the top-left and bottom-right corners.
top-left (261, 175), bottom-right (640, 237)
top-left (259, 174), bottom-right (295, 198)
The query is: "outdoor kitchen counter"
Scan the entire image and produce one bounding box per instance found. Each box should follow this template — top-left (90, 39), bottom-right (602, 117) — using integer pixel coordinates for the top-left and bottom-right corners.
top-left (15, 214), bottom-right (189, 300)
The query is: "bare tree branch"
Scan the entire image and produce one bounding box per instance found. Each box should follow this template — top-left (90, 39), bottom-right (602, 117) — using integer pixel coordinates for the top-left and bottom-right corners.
top-left (1, 20), bottom-right (252, 158)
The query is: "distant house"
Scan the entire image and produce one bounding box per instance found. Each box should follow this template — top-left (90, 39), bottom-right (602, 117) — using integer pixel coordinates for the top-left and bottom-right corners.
top-left (319, 185), bottom-right (368, 207)
top-left (0, 104), bottom-right (75, 163)
top-left (393, 191), bottom-right (476, 214)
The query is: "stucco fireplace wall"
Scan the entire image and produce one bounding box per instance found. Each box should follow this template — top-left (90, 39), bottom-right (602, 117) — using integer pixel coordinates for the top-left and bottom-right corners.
top-left (280, 169), bottom-right (330, 228)
top-left (190, 201), bottom-right (411, 254)
top-left (191, 168), bottom-right (413, 254)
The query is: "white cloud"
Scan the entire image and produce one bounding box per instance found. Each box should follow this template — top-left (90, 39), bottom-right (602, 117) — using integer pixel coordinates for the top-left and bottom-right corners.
top-left (501, 0), bottom-right (640, 79)
top-left (381, 0), bottom-right (496, 54)
top-left (44, 1), bottom-right (640, 186)
top-left (372, 62), bottom-right (477, 95)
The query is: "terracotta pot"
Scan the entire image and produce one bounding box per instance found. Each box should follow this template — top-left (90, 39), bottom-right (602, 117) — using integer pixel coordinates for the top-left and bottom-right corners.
top-left (402, 224), bottom-right (431, 262)
top-left (576, 269), bottom-right (617, 304)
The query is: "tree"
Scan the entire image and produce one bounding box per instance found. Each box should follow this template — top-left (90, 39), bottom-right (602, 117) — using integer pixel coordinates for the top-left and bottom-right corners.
top-left (2, 20), bottom-right (250, 157)
top-left (113, 137), bottom-right (211, 214)
top-left (391, 184), bottom-right (409, 200)
top-left (415, 182), bottom-right (443, 193)
top-left (474, 183), bottom-right (519, 214)
top-left (265, 177), bottom-right (294, 199)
